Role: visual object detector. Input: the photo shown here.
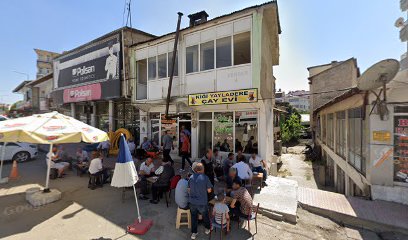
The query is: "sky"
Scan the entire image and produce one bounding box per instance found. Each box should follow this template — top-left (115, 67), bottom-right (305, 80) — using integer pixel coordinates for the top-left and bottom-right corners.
top-left (0, 0), bottom-right (404, 104)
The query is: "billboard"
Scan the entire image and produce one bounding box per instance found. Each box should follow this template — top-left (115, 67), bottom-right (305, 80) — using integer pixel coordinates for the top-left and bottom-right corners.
top-left (188, 88), bottom-right (258, 106)
top-left (52, 34), bottom-right (121, 104)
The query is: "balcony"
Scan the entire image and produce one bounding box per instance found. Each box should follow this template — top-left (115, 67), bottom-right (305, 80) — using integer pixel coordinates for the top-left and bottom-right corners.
top-left (400, 22), bottom-right (408, 42)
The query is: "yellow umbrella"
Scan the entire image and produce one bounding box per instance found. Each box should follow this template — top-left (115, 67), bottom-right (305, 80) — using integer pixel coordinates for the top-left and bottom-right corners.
top-left (0, 111), bottom-right (109, 191)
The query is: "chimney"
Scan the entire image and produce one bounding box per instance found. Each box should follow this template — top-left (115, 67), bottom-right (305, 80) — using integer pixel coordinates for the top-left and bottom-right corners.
top-left (188, 11), bottom-right (209, 27)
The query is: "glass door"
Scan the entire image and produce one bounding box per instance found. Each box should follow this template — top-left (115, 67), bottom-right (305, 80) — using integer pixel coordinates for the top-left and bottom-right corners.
top-left (198, 121), bottom-right (212, 158)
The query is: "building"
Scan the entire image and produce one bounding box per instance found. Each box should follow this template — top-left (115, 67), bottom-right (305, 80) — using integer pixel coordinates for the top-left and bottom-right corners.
top-left (50, 27), bottom-right (155, 135)
top-left (130, 1), bottom-right (281, 166)
top-left (286, 90), bottom-right (310, 112)
top-left (25, 73), bottom-right (54, 113)
top-left (34, 49), bottom-right (59, 79)
top-left (12, 80), bottom-right (33, 116)
top-left (308, 58), bottom-right (360, 134)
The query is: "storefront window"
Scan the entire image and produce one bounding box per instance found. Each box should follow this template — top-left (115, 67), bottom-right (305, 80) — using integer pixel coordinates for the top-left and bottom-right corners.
top-left (168, 51), bottom-right (178, 76)
top-left (186, 45), bottom-right (199, 73)
top-left (394, 106), bottom-right (408, 183)
top-left (235, 111), bottom-right (258, 154)
top-left (216, 36), bottom-right (232, 68)
top-left (199, 112), bottom-right (212, 120)
top-left (327, 113), bottom-right (334, 149)
top-left (200, 41), bottom-right (214, 71)
top-left (158, 54), bottom-right (167, 79)
top-left (148, 56), bottom-right (157, 80)
top-left (336, 111), bottom-right (346, 159)
top-left (233, 31), bottom-right (251, 65)
top-left (348, 108), bottom-right (365, 174)
top-left (213, 112), bottom-right (233, 153)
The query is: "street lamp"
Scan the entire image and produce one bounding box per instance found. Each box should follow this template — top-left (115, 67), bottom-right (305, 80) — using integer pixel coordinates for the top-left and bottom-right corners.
top-left (12, 70), bottom-right (29, 80)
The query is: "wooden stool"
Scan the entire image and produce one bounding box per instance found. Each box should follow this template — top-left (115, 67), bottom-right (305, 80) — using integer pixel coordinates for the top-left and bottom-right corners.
top-left (176, 207), bottom-right (191, 229)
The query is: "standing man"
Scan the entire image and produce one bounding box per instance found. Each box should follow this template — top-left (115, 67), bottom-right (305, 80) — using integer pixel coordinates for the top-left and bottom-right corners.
top-left (180, 132), bottom-right (192, 172)
top-left (97, 140), bottom-right (110, 158)
top-left (162, 130), bottom-right (174, 166)
top-left (188, 163), bottom-right (212, 240)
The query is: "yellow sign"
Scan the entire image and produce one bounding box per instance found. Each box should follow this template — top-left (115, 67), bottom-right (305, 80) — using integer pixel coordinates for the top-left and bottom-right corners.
top-left (188, 88), bottom-right (258, 106)
top-left (373, 131), bottom-right (391, 142)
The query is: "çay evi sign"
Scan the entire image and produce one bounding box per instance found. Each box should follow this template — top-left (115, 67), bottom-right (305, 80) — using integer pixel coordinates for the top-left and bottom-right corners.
top-left (188, 88), bottom-right (258, 106)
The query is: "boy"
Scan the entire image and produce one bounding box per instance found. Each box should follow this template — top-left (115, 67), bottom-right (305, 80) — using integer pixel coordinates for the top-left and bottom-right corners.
top-left (212, 193), bottom-right (230, 232)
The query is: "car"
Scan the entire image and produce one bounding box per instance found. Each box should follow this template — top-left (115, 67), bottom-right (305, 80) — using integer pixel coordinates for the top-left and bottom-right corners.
top-left (0, 142), bottom-right (38, 162)
top-left (0, 116), bottom-right (8, 121)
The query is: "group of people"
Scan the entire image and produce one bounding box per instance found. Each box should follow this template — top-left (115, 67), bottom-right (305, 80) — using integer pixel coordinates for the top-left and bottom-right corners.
top-left (174, 161), bottom-right (255, 240)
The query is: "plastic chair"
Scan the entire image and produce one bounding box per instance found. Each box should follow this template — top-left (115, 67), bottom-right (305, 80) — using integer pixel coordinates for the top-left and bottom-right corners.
top-left (237, 203), bottom-right (259, 235)
top-left (164, 175), bottom-right (181, 207)
top-left (209, 212), bottom-right (228, 240)
top-left (175, 207), bottom-right (191, 229)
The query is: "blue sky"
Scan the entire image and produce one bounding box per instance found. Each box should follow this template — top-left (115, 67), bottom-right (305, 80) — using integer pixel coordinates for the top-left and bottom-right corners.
top-left (0, 0), bottom-right (404, 104)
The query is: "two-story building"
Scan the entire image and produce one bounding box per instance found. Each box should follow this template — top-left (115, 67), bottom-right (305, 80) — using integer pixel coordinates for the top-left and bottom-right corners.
top-left (130, 1), bottom-right (281, 167)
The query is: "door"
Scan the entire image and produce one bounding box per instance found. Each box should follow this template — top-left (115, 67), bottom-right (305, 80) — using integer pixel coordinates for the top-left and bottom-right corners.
top-left (198, 121), bottom-right (212, 158)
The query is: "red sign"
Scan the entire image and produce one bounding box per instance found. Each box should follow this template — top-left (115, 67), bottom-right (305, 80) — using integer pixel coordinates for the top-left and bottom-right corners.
top-left (63, 83), bottom-right (102, 103)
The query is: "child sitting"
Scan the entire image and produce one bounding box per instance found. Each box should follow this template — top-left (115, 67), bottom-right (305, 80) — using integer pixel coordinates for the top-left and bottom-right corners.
top-left (212, 193), bottom-right (230, 232)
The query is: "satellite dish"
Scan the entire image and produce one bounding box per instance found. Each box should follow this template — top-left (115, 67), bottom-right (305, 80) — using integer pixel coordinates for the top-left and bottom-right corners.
top-left (357, 59), bottom-right (400, 91)
top-left (395, 17), bottom-right (405, 29)
top-left (358, 59), bottom-right (400, 121)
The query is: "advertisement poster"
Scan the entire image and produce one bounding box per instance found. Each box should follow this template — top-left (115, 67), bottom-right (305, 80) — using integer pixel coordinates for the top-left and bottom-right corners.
top-left (52, 34), bottom-right (121, 104)
top-left (394, 116), bottom-right (408, 183)
top-left (188, 88), bottom-right (258, 106)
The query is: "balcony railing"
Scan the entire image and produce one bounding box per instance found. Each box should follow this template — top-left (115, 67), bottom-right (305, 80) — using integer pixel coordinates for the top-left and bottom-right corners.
top-left (401, 52), bottom-right (408, 70)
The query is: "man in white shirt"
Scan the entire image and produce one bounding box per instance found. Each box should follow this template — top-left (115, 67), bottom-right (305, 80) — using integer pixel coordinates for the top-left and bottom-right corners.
top-left (139, 158), bottom-right (155, 200)
top-left (47, 146), bottom-right (70, 178)
top-left (249, 151), bottom-right (267, 182)
top-left (232, 158), bottom-right (253, 180)
top-left (88, 151), bottom-right (109, 187)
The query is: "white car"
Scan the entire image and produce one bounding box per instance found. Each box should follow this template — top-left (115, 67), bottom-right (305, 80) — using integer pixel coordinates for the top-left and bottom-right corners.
top-left (0, 116), bottom-right (8, 121)
top-left (0, 142), bottom-right (38, 162)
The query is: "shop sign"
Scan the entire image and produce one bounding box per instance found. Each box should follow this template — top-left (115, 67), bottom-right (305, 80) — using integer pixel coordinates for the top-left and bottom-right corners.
top-left (394, 116), bottom-right (408, 183)
top-left (62, 83), bottom-right (102, 103)
top-left (188, 88), bottom-right (258, 106)
top-left (372, 131), bottom-right (391, 142)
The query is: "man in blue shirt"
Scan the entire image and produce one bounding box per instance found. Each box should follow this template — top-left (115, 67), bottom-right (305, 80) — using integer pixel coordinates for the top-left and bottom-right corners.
top-left (188, 163), bottom-right (213, 239)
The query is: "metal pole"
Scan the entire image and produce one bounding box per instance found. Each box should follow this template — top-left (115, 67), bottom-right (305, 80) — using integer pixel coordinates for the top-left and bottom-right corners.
top-left (132, 185), bottom-right (141, 223)
top-left (44, 143), bottom-right (53, 192)
top-left (0, 142), bottom-right (7, 180)
top-left (165, 12), bottom-right (183, 119)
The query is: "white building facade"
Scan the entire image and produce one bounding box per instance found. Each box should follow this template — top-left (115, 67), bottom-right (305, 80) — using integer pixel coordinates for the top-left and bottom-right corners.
top-left (130, 2), bottom-right (281, 169)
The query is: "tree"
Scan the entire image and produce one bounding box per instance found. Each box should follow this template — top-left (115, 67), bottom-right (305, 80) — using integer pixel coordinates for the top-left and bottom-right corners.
top-left (281, 113), bottom-right (304, 144)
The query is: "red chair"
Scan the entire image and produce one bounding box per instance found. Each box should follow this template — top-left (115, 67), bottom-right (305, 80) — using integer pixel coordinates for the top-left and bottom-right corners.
top-left (165, 175), bottom-right (181, 207)
top-left (237, 203), bottom-right (260, 235)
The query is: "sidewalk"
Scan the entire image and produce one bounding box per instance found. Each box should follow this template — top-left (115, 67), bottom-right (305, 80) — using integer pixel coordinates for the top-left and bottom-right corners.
top-left (298, 187), bottom-right (408, 235)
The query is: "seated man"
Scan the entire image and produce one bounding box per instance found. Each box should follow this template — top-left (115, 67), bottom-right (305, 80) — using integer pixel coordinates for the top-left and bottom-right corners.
top-left (88, 151), bottom-right (109, 186)
top-left (223, 153), bottom-right (235, 178)
top-left (225, 167), bottom-right (242, 197)
top-left (175, 174), bottom-right (190, 210)
top-left (138, 158), bottom-right (155, 200)
top-left (97, 140), bottom-right (110, 158)
top-left (75, 147), bottom-right (89, 175)
top-left (47, 146), bottom-right (70, 178)
top-left (150, 159), bottom-right (175, 204)
top-left (230, 178), bottom-right (253, 219)
top-left (236, 149), bottom-right (247, 164)
top-left (249, 151), bottom-right (267, 182)
top-left (232, 157), bottom-right (253, 181)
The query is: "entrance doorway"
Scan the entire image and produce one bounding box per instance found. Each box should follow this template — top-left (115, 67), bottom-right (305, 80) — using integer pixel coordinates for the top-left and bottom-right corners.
top-left (198, 121), bottom-right (212, 158)
top-left (179, 121), bottom-right (192, 156)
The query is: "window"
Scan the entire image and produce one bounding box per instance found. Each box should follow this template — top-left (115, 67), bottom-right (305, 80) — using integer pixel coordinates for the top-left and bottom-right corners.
top-left (235, 111), bottom-right (258, 154)
top-left (168, 51), bottom-right (178, 76)
top-left (327, 113), bottom-right (334, 149)
top-left (233, 31), bottom-right (251, 65)
top-left (348, 108), bottom-right (365, 174)
top-left (336, 111), bottom-right (346, 158)
top-left (322, 114), bottom-right (326, 143)
top-left (214, 112), bottom-right (233, 153)
top-left (186, 45), bottom-right (199, 73)
top-left (393, 106), bottom-right (408, 183)
top-left (157, 54), bottom-right (167, 79)
top-left (136, 59), bottom-right (147, 84)
top-left (216, 37), bottom-right (232, 68)
top-left (200, 41), bottom-right (214, 71)
top-left (148, 56), bottom-right (157, 80)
